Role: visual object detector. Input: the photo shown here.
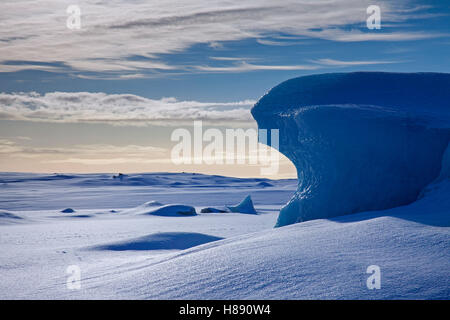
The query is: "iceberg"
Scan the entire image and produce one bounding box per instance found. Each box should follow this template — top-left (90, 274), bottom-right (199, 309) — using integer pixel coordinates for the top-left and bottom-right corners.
top-left (251, 72), bottom-right (450, 227)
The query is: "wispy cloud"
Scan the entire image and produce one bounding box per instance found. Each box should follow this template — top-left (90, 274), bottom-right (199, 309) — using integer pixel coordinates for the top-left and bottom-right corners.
top-left (195, 62), bottom-right (318, 73)
top-left (256, 39), bottom-right (308, 46)
top-left (0, 139), bottom-right (166, 157)
top-left (209, 57), bottom-right (260, 62)
top-left (0, 138), bottom-right (170, 167)
top-left (311, 58), bottom-right (403, 66)
top-left (0, 0), bottom-right (444, 74)
top-left (309, 30), bottom-right (446, 42)
top-left (0, 92), bottom-right (256, 124)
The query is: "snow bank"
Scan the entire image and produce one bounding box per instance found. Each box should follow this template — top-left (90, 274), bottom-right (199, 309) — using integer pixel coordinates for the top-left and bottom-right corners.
top-left (146, 204), bottom-right (197, 216)
top-left (86, 179), bottom-right (450, 299)
top-left (252, 72), bottom-right (450, 226)
top-left (227, 195), bottom-right (257, 214)
top-left (0, 210), bottom-right (24, 224)
top-left (121, 202), bottom-right (197, 216)
top-left (91, 232), bottom-right (223, 251)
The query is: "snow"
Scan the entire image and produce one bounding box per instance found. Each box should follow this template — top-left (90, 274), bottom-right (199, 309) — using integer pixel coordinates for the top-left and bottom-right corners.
top-left (90, 232), bottom-right (224, 251)
top-left (252, 72), bottom-right (450, 227)
top-left (200, 207), bottom-right (227, 213)
top-left (83, 180), bottom-right (450, 300)
top-left (1, 72), bottom-right (449, 299)
top-left (143, 204), bottom-right (197, 216)
top-left (0, 210), bottom-right (24, 225)
top-left (0, 170), bottom-right (448, 299)
top-left (227, 195), bottom-right (257, 214)
top-left (119, 202), bottom-right (197, 216)
top-left (0, 172), bottom-right (294, 299)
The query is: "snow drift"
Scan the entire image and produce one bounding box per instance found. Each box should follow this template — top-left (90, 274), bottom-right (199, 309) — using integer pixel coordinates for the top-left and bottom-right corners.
top-left (0, 210), bottom-right (24, 224)
top-left (121, 202), bottom-right (196, 216)
top-left (91, 232), bottom-right (223, 251)
top-left (71, 178), bottom-right (450, 299)
top-left (252, 72), bottom-right (450, 227)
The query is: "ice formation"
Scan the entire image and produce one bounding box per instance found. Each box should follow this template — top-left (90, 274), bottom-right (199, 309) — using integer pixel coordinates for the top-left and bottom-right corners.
top-left (227, 195), bottom-right (257, 214)
top-left (251, 72), bottom-right (450, 227)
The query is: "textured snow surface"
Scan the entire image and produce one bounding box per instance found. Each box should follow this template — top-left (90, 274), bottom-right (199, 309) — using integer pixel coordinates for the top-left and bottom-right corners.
top-left (1, 73), bottom-right (449, 299)
top-left (84, 180), bottom-right (450, 300)
top-left (252, 72), bottom-right (450, 226)
top-left (0, 172), bottom-right (448, 299)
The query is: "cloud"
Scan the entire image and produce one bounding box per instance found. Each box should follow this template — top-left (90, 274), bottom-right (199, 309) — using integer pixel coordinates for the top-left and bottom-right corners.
top-left (0, 0), bottom-right (444, 74)
top-left (195, 62), bottom-right (318, 73)
top-left (0, 138), bottom-right (170, 166)
top-left (311, 58), bottom-right (403, 66)
top-left (0, 92), bottom-right (256, 124)
top-left (0, 139), bottom-right (166, 156)
top-left (209, 57), bottom-right (260, 62)
top-left (256, 39), bottom-right (308, 46)
top-left (308, 30), bottom-right (446, 42)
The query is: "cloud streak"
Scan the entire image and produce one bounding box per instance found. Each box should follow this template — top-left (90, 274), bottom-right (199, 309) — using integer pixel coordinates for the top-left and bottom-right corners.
top-left (311, 58), bottom-right (403, 66)
top-left (0, 92), bottom-right (256, 124)
top-left (195, 62), bottom-right (318, 73)
top-left (0, 0), bottom-right (443, 74)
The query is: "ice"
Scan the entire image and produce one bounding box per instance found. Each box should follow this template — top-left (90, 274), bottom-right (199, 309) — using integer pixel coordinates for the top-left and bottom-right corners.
top-left (227, 195), bottom-right (257, 214)
top-left (252, 72), bottom-right (450, 227)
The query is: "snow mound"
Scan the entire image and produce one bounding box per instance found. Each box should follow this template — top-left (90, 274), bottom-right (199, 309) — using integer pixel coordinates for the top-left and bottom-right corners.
top-left (91, 232), bottom-right (223, 251)
top-left (257, 181), bottom-right (273, 187)
top-left (227, 195), bottom-right (257, 214)
top-left (93, 180), bottom-right (450, 299)
top-left (252, 72), bottom-right (450, 226)
top-left (145, 204), bottom-right (197, 216)
top-left (0, 210), bottom-right (24, 224)
top-left (141, 200), bottom-right (163, 207)
top-left (120, 201), bottom-right (195, 216)
top-left (60, 208), bottom-right (75, 213)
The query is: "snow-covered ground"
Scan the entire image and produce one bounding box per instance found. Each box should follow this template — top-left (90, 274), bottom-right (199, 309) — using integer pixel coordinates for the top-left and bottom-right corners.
top-left (1, 73), bottom-right (449, 299)
top-left (0, 172), bottom-right (448, 299)
top-left (0, 172), bottom-right (295, 299)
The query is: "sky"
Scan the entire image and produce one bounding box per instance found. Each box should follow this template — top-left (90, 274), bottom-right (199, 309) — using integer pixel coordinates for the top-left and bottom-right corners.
top-left (0, 0), bottom-right (449, 178)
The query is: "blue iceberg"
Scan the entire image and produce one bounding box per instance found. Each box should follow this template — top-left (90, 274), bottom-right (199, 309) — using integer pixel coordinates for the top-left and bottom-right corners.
top-left (252, 72), bottom-right (450, 227)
